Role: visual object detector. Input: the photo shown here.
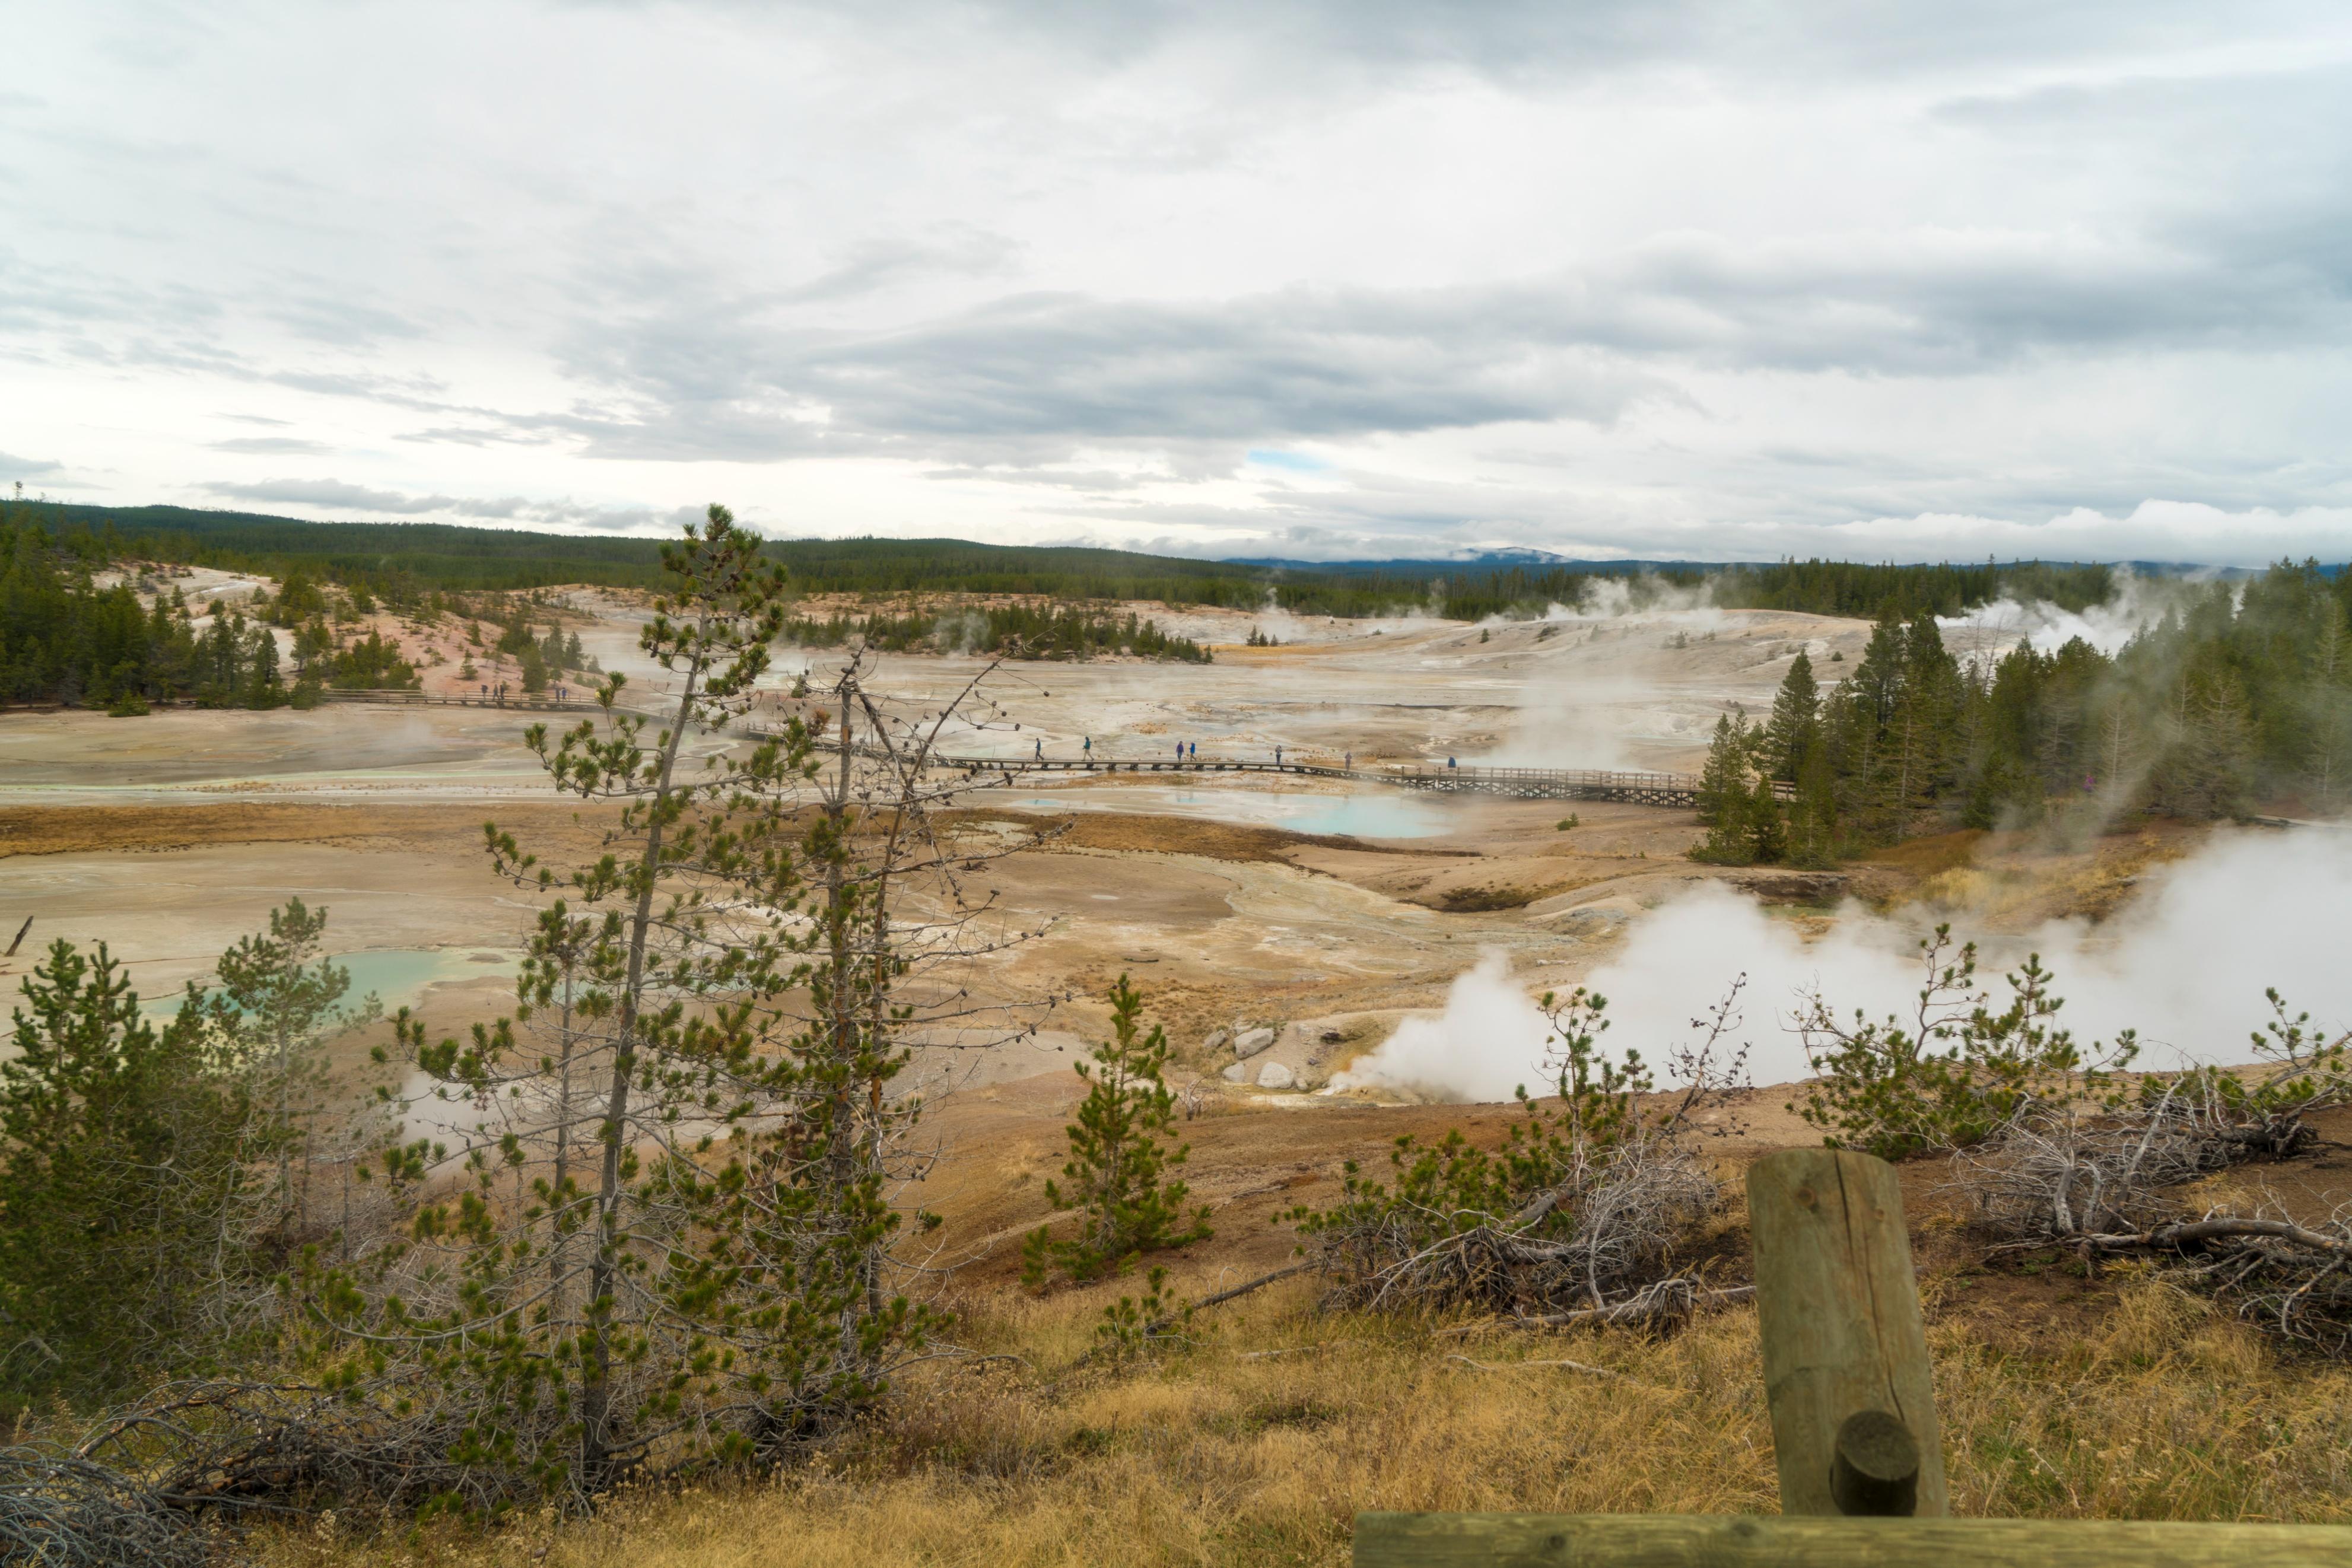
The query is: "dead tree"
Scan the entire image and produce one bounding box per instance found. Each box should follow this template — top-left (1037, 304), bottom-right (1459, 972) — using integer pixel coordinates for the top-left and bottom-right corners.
top-left (1951, 996), bottom-right (2352, 1351)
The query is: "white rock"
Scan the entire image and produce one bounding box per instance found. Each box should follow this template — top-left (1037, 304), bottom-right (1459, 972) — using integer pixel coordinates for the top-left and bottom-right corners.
top-left (1257, 1061), bottom-right (1296, 1090)
top-left (1203, 1028), bottom-right (1231, 1052)
top-left (1233, 1026), bottom-right (1277, 1059)
top-left (1221, 1060), bottom-right (1250, 1083)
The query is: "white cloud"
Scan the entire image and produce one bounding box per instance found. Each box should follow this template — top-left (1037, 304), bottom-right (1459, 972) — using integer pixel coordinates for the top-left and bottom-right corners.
top-left (1, 1), bottom-right (2348, 562)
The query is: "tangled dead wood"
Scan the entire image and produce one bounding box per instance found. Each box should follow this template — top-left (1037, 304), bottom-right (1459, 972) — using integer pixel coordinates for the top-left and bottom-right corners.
top-left (1321, 1133), bottom-right (1722, 1318)
top-left (0, 1446), bottom-right (208, 1568)
top-left (1953, 1058), bottom-right (2352, 1351)
top-left (1289, 979), bottom-right (1751, 1325)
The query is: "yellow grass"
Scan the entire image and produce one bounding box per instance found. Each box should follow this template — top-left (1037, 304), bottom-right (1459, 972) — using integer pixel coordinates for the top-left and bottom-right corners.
top-left (267, 1276), bottom-right (2352, 1568)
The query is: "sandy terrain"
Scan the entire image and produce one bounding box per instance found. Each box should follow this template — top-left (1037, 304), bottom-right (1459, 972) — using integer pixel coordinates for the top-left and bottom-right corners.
top-left (2, 580), bottom-right (2255, 1293)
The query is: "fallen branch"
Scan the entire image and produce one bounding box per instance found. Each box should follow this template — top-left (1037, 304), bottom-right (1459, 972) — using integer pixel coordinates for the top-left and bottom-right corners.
top-left (2081, 1217), bottom-right (2352, 1257)
top-left (1184, 1261), bottom-right (1314, 1317)
top-left (1067, 1262), bottom-right (1316, 1372)
top-left (1436, 1281), bottom-right (1757, 1337)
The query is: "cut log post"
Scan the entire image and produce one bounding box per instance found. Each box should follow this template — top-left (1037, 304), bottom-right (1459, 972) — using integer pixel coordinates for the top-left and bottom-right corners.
top-left (1746, 1147), bottom-right (1946, 1517)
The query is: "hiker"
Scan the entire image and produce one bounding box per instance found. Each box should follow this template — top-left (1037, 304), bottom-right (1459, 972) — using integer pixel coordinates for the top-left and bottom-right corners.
top-left (1083, 736), bottom-right (1092, 756)
top-left (1274, 745), bottom-right (1283, 766)
top-left (1344, 750), bottom-right (1352, 770)
top-left (1447, 755), bottom-right (1457, 769)
top-left (1034, 737), bottom-right (1044, 762)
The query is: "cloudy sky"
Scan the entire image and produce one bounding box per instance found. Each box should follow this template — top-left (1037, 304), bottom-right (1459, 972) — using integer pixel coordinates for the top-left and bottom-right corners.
top-left (5, 2), bottom-right (2350, 563)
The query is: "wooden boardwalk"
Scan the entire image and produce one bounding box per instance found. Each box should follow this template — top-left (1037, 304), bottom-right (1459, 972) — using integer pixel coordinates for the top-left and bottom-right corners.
top-left (319, 691), bottom-right (1728, 809)
top-left (924, 755), bottom-right (1715, 808)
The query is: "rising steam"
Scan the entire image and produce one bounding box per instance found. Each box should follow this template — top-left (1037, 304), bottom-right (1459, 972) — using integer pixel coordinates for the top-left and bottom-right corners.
top-left (1935, 568), bottom-right (2197, 659)
top-left (1333, 828), bottom-right (2352, 1103)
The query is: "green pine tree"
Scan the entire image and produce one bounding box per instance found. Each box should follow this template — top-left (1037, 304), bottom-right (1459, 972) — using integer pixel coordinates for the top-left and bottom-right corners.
top-left (1763, 651), bottom-right (1820, 782)
top-left (0, 941), bottom-right (255, 1405)
top-left (1024, 976), bottom-right (1211, 1285)
top-left (1744, 773), bottom-right (1788, 864)
top-left (1693, 707), bottom-right (1753, 826)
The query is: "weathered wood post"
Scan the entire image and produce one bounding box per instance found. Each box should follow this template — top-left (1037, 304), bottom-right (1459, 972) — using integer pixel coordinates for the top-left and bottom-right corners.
top-left (1747, 1147), bottom-right (1946, 1517)
top-left (1354, 1143), bottom-right (2352, 1563)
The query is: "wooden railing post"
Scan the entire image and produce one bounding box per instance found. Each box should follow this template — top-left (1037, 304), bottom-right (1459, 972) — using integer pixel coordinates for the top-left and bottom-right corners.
top-left (1747, 1148), bottom-right (1947, 1517)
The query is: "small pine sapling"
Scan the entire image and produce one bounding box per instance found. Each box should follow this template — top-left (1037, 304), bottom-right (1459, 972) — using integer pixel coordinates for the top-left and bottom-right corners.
top-left (1092, 1267), bottom-right (1194, 1361)
top-left (1024, 975), bottom-right (1211, 1285)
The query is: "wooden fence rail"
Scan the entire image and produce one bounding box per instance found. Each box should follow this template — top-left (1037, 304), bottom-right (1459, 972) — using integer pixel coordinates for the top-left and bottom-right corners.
top-left (1355, 1514), bottom-right (2352, 1567)
top-left (1360, 1148), bottom-right (2352, 1565)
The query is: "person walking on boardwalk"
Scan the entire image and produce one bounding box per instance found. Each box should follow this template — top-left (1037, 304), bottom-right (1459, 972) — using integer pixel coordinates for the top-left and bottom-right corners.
top-left (1083, 736), bottom-right (1092, 757)
top-left (1274, 744), bottom-right (1283, 766)
top-left (1034, 737), bottom-right (1044, 762)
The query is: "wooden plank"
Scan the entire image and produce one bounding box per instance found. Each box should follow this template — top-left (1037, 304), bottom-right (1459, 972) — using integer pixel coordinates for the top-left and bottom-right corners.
top-left (1747, 1148), bottom-right (1946, 1516)
top-left (1353, 1513), bottom-right (2352, 1567)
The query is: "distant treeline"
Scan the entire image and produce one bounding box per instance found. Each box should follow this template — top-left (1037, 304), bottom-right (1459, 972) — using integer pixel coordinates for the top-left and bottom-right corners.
top-left (9, 499), bottom-right (2156, 623)
top-left (0, 514), bottom-right (444, 708)
top-left (784, 602), bottom-right (1212, 662)
top-left (1695, 559), bottom-right (2352, 864)
top-left (1712, 559), bottom-right (2114, 618)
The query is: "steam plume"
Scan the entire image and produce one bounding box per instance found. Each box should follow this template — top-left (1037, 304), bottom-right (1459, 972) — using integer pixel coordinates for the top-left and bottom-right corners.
top-left (1334, 828), bottom-right (2352, 1102)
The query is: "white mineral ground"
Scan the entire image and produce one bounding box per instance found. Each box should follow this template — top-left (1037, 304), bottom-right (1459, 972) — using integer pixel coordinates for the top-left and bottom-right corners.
top-left (4, 588), bottom-right (2345, 1172)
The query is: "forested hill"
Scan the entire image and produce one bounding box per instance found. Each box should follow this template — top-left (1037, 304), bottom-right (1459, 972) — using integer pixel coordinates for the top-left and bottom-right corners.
top-left (3, 497), bottom-right (2268, 621)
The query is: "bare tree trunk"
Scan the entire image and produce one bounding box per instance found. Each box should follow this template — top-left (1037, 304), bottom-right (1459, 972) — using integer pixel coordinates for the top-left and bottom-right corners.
top-left (581, 633), bottom-right (704, 1489)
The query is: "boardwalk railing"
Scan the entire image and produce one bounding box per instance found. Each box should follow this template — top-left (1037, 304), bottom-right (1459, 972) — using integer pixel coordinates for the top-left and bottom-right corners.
top-left (322, 690), bottom-right (1765, 809)
top-left (915, 755), bottom-right (1725, 808)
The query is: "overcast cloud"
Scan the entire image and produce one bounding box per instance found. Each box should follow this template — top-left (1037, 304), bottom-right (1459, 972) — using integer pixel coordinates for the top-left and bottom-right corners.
top-left (2, 1), bottom-right (2348, 563)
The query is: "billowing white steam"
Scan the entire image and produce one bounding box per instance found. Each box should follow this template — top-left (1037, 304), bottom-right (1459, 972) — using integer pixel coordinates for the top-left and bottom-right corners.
top-left (1326, 950), bottom-right (1562, 1103)
top-left (1483, 575), bottom-right (1733, 772)
top-left (1935, 569), bottom-right (2197, 659)
top-left (1483, 673), bottom-right (1649, 772)
top-left (1541, 574), bottom-right (1725, 626)
top-left (1333, 828), bottom-right (2352, 1102)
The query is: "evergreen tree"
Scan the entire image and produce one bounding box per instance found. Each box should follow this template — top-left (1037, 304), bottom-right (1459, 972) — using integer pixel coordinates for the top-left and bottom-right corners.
top-left (1785, 743), bottom-right (1839, 867)
top-left (304, 505), bottom-right (1018, 1500)
top-left (1762, 651), bottom-right (1820, 782)
top-left (0, 942), bottom-right (254, 1405)
top-left (1744, 774), bottom-right (1788, 864)
top-left (1024, 976), bottom-right (1210, 1285)
top-left (240, 622), bottom-right (285, 708)
top-left (1693, 708), bottom-right (1754, 826)
top-left (187, 898), bottom-right (381, 1251)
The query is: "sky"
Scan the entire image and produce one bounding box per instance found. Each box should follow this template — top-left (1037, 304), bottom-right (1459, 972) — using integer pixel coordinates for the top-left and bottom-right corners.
top-left (4, 1), bottom-right (2350, 565)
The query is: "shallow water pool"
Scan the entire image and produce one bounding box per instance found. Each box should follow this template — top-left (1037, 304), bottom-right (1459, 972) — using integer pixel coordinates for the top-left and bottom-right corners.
top-left (1013, 785), bottom-right (1457, 839)
top-left (142, 947), bottom-right (519, 1019)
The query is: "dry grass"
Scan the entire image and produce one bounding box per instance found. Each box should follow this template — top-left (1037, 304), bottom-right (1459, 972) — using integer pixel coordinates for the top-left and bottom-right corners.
top-left (262, 1275), bottom-right (2352, 1568)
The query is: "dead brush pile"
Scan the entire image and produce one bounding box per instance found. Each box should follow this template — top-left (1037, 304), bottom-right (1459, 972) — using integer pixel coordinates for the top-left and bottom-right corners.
top-left (1287, 984), bottom-right (1750, 1324)
top-left (1954, 991), bottom-right (2352, 1350)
